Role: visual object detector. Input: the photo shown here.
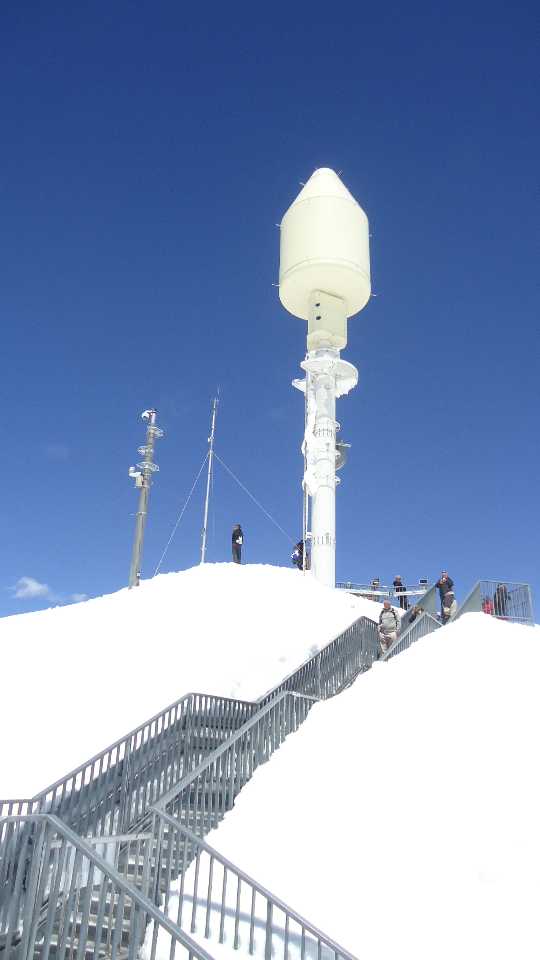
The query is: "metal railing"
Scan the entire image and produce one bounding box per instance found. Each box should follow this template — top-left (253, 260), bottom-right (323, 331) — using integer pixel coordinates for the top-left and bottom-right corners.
top-left (2, 694), bottom-right (352, 959)
top-left (337, 581), bottom-right (431, 602)
top-left (2, 613), bottom-right (379, 848)
top-left (148, 813), bottom-right (356, 960)
top-left (456, 580), bottom-right (534, 625)
top-left (1, 615), bottom-right (381, 958)
top-left (257, 616), bottom-right (380, 705)
top-left (0, 814), bottom-right (217, 960)
top-left (382, 611), bottom-right (441, 661)
top-left (1, 692), bottom-right (256, 840)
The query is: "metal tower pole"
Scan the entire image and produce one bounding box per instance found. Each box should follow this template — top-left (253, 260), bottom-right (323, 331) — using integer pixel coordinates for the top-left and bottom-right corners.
top-left (128, 409), bottom-right (164, 588)
top-left (201, 396), bottom-right (218, 564)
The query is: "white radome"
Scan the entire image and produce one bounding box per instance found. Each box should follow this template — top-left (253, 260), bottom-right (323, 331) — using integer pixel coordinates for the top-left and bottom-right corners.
top-left (279, 167), bottom-right (371, 321)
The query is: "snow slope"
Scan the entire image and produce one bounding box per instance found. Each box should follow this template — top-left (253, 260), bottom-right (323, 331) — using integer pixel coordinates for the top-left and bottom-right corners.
top-left (159, 613), bottom-right (540, 960)
top-left (0, 563), bottom-right (380, 798)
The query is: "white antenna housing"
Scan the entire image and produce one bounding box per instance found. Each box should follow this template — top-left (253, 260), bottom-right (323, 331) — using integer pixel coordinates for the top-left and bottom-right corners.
top-left (279, 167), bottom-right (370, 349)
top-left (279, 168), bottom-right (371, 587)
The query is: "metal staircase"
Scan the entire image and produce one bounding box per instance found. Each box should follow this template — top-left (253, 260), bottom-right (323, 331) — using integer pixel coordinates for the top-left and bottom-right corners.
top-left (1, 615), bottom-right (379, 959)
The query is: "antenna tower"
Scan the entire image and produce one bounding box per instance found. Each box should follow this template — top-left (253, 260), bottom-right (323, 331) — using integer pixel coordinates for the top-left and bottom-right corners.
top-left (128, 409), bottom-right (164, 587)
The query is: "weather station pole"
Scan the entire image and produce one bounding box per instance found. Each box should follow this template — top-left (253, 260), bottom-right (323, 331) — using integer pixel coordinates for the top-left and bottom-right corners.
top-left (128, 409), bottom-right (164, 588)
top-left (278, 168), bottom-right (371, 587)
top-left (201, 395), bottom-right (218, 564)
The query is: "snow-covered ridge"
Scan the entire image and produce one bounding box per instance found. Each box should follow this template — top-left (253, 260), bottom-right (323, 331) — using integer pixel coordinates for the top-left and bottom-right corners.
top-left (0, 563), bottom-right (381, 798)
top-left (168, 613), bottom-right (540, 960)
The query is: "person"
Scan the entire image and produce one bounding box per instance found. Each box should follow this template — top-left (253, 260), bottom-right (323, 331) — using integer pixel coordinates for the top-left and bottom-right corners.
top-left (435, 571), bottom-right (454, 617)
top-left (494, 583), bottom-right (509, 618)
top-left (291, 540), bottom-right (308, 571)
top-left (408, 604), bottom-right (423, 625)
top-left (232, 524), bottom-right (243, 564)
top-left (378, 600), bottom-right (399, 655)
top-left (442, 590), bottom-right (457, 624)
top-left (393, 575), bottom-right (409, 611)
top-left (482, 596), bottom-right (494, 616)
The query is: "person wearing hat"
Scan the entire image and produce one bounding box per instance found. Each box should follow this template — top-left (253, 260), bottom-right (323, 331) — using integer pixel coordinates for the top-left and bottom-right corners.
top-left (378, 600), bottom-right (400, 655)
top-left (232, 524), bottom-right (243, 564)
top-left (393, 575), bottom-right (408, 611)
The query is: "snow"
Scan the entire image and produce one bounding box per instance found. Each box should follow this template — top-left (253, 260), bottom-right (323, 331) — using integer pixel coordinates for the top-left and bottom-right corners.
top-left (154, 613), bottom-right (540, 960)
top-left (0, 563), bottom-right (380, 799)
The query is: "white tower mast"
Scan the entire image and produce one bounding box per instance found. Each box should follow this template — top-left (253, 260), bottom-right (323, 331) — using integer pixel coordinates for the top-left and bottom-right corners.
top-left (279, 169), bottom-right (371, 587)
top-left (200, 396), bottom-right (218, 564)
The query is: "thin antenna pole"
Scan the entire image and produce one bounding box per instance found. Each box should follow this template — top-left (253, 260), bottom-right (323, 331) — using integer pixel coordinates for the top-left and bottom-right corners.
top-left (128, 409), bottom-right (164, 588)
top-left (201, 396), bottom-right (219, 563)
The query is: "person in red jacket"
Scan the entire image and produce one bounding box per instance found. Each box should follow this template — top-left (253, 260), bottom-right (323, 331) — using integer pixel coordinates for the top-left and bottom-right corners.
top-left (482, 596), bottom-right (494, 616)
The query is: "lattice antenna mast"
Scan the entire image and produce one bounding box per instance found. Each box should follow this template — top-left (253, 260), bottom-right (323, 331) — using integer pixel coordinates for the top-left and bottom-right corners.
top-left (128, 409), bottom-right (164, 588)
top-left (200, 395), bottom-right (219, 564)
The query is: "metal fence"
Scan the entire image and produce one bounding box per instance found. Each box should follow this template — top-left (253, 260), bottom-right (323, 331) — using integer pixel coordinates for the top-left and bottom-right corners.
top-left (1, 692), bottom-right (256, 840)
top-left (1, 614), bottom-right (380, 959)
top-left (456, 580), bottom-right (535, 625)
top-left (382, 611), bottom-right (441, 661)
top-left (147, 813), bottom-right (356, 960)
top-left (2, 693), bottom-right (349, 960)
top-left (257, 616), bottom-right (380, 705)
top-left (0, 814), bottom-right (217, 960)
top-left (337, 581), bottom-right (431, 603)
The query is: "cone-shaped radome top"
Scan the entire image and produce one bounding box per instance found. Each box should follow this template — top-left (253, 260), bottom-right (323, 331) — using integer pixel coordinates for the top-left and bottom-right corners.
top-left (287, 167), bottom-right (359, 206)
top-left (279, 167), bottom-right (371, 322)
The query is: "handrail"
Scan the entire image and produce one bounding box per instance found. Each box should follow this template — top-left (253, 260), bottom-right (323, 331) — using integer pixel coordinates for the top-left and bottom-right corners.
top-left (153, 690), bottom-right (317, 816)
top-left (256, 615), bottom-right (379, 704)
top-left (154, 810), bottom-right (357, 959)
top-left (0, 813), bottom-right (217, 960)
top-left (382, 611), bottom-right (441, 661)
top-left (2, 612), bottom-right (379, 830)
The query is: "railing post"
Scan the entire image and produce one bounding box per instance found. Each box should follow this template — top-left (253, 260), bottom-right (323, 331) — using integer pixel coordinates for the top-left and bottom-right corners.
top-left (265, 900), bottom-right (273, 960)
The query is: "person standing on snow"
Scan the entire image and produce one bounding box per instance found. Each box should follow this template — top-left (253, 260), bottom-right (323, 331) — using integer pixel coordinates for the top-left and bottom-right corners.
top-left (435, 571), bottom-right (454, 618)
top-left (291, 540), bottom-right (308, 571)
top-left (393, 575), bottom-right (408, 611)
top-left (378, 600), bottom-right (400, 655)
top-left (232, 524), bottom-right (243, 564)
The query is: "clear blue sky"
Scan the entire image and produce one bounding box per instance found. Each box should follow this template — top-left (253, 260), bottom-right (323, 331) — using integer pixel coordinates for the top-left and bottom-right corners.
top-left (1, 0), bottom-right (538, 617)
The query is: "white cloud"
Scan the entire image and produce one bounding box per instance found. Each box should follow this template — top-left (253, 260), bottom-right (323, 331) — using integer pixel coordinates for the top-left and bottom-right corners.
top-left (71, 593), bottom-right (88, 603)
top-left (12, 576), bottom-right (51, 600)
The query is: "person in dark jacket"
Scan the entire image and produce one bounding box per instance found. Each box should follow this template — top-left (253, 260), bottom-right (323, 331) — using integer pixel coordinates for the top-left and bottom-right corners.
top-left (291, 540), bottom-right (310, 571)
top-left (393, 575), bottom-right (408, 611)
top-left (494, 583), bottom-right (509, 617)
top-left (232, 524), bottom-right (243, 564)
top-left (435, 571), bottom-right (454, 617)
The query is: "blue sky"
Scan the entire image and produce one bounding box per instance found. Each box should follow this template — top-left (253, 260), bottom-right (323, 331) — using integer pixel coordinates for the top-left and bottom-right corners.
top-left (1, 0), bottom-right (538, 617)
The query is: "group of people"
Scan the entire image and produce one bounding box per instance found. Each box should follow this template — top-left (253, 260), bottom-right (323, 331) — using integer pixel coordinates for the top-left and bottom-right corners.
top-left (378, 570), bottom-right (457, 655)
top-left (482, 583), bottom-right (509, 617)
top-left (232, 526), bottom-right (310, 570)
